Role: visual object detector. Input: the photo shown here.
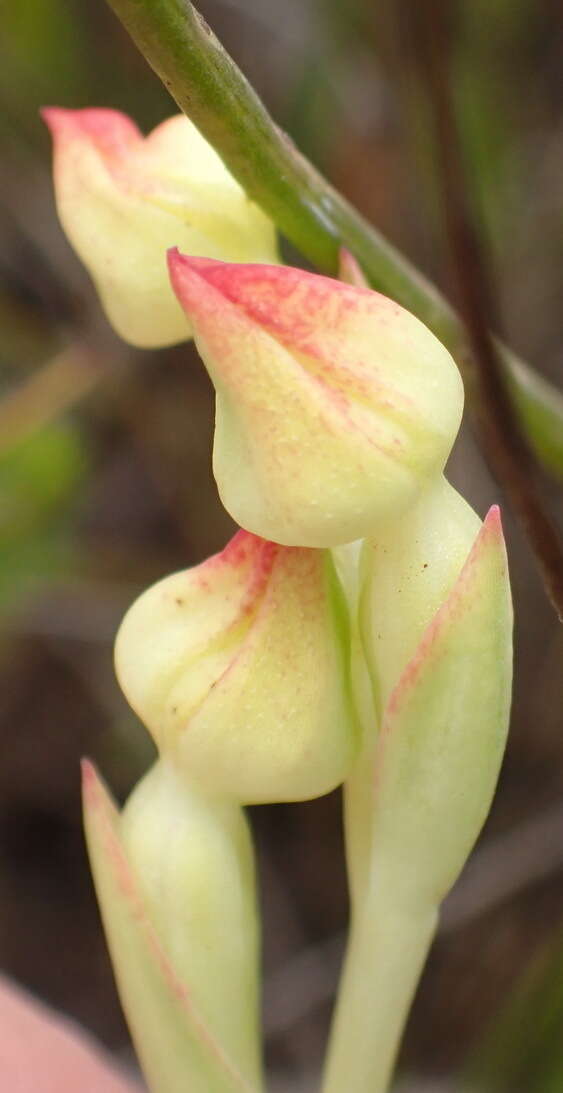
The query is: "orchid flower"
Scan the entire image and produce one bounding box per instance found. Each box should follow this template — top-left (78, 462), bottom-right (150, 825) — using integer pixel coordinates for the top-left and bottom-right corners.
top-left (43, 109), bottom-right (278, 347)
top-left (43, 105), bottom-right (513, 1093)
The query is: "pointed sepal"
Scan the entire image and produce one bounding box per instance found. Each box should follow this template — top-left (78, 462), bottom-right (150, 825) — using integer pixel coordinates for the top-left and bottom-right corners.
top-left (82, 760), bottom-right (262, 1093)
top-left (369, 506), bottom-right (513, 904)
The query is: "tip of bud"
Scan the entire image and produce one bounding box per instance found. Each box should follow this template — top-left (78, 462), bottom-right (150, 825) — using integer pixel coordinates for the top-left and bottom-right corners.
top-left (338, 248), bottom-right (369, 288)
top-left (80, 756), bottom-right (96, 789)
top-left (482, 503), bottom-right (503, 540)
top-left (167, 250), bottom-right (239, 343)
top-left (166, 246), bottom-right (187, 283)
top-left (41, 106), bottom-right (140, 158)
top-left (167, 250), bottom-right (224, 274)
top-left (81, 759), bottom-right (104, 812)
top-left (40, 105), bottom-right (67, 132)
top-left (167, 250), bottom-right (249, 310)
top-left (170, 253), bottom-right (376, 332)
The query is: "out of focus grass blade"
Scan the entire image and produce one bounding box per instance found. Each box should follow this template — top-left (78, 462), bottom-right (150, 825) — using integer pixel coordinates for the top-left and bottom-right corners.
top-left (463, 924), bottom-right (563, 1092)
top-left (0, 423), bottom-right (86, 613)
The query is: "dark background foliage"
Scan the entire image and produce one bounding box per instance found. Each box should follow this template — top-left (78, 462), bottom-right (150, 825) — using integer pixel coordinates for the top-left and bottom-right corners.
top-left (1, 1), bottom-right (563, 1089)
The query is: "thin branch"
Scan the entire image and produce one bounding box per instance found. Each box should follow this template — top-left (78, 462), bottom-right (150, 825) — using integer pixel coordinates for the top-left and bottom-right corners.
top-left (102, 0), bottom-right (563, 480)
top-left (399, 0), bottom-right (563, 620)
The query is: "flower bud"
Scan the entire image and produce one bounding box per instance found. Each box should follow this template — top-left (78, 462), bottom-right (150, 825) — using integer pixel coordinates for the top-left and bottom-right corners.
top-left (364, 502), bottom-right (513, 905)
top-left (168, 254), bottom-right (464, 547)
top-left (83, 759), bottom-right (261, 1093)
top-left (115, 530), bottom-right (356, 803)
top-left (42, 108), bottom-right (278, 348)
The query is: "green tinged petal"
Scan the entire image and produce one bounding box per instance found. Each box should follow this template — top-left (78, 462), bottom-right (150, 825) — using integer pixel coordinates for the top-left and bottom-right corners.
top-left (367, 504), bottom-right (513, 905)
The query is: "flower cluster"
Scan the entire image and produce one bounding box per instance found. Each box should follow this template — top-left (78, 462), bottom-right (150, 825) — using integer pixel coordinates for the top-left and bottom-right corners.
top-left (45, 107), bottom-right (512, 1093)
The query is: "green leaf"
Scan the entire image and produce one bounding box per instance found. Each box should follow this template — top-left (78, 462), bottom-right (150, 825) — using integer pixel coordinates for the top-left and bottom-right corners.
top-left (0, 422), bottom-right (85, 612)
top-left (464, 923), bottom-right (563, 1092)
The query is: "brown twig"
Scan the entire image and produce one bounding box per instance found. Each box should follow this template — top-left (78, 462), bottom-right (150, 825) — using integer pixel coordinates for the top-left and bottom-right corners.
top-left (398, 0), bottom-right (563, 620)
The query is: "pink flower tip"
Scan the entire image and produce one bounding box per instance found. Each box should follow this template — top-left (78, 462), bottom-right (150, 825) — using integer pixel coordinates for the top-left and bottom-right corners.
top-left (166, 249), bottom-right (224, 313)
top-left (80, 757), bottom-right (98, 797)
top-left (167, 249), bottom-right (229, 279)
top-left (41, 106), bottom-right (139, 155)
top-left (168, 250), bottom-right (277, 291)
top-left (484, 503), bottom-right (503, 536)
top-left (477, 505), bottom-right (505, 555)
top-left (338, 247), bottom-right (369, 288)
top-left (40, 105), bottom-right (64, 129)
top-left (166, 246), bottom-right (181, 271)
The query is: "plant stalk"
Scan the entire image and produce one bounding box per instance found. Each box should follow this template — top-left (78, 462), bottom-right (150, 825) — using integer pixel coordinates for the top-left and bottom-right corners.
top-left (322, 892), bottom-right (437, 1093)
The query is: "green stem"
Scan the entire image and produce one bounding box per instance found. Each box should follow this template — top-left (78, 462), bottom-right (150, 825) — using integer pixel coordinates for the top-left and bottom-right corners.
top-left (102, 0), bottom-right (563, 478)
top-left (322, 894), bottom-right (437, 1093)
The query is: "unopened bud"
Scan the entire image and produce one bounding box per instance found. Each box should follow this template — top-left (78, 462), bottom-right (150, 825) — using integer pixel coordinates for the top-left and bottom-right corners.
top-left (115, 531), bottom-right (356, 803)
top-left (42, 108), bottom-right (278, 348)
top-left (168, 255), bottom-right (464, 547)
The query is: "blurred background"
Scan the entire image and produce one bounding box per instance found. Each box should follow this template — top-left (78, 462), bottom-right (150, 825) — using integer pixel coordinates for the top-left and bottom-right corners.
top-left (1, 1), bottom-right (563, 1090)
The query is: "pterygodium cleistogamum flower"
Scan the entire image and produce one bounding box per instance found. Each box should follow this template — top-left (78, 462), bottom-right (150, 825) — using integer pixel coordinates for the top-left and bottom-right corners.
top-left (167, 254), bottom-right (465, 548)
top-left (114, 529), bottom-right (357, 804)
top-left (42, 108), bottom-right (278, 348)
